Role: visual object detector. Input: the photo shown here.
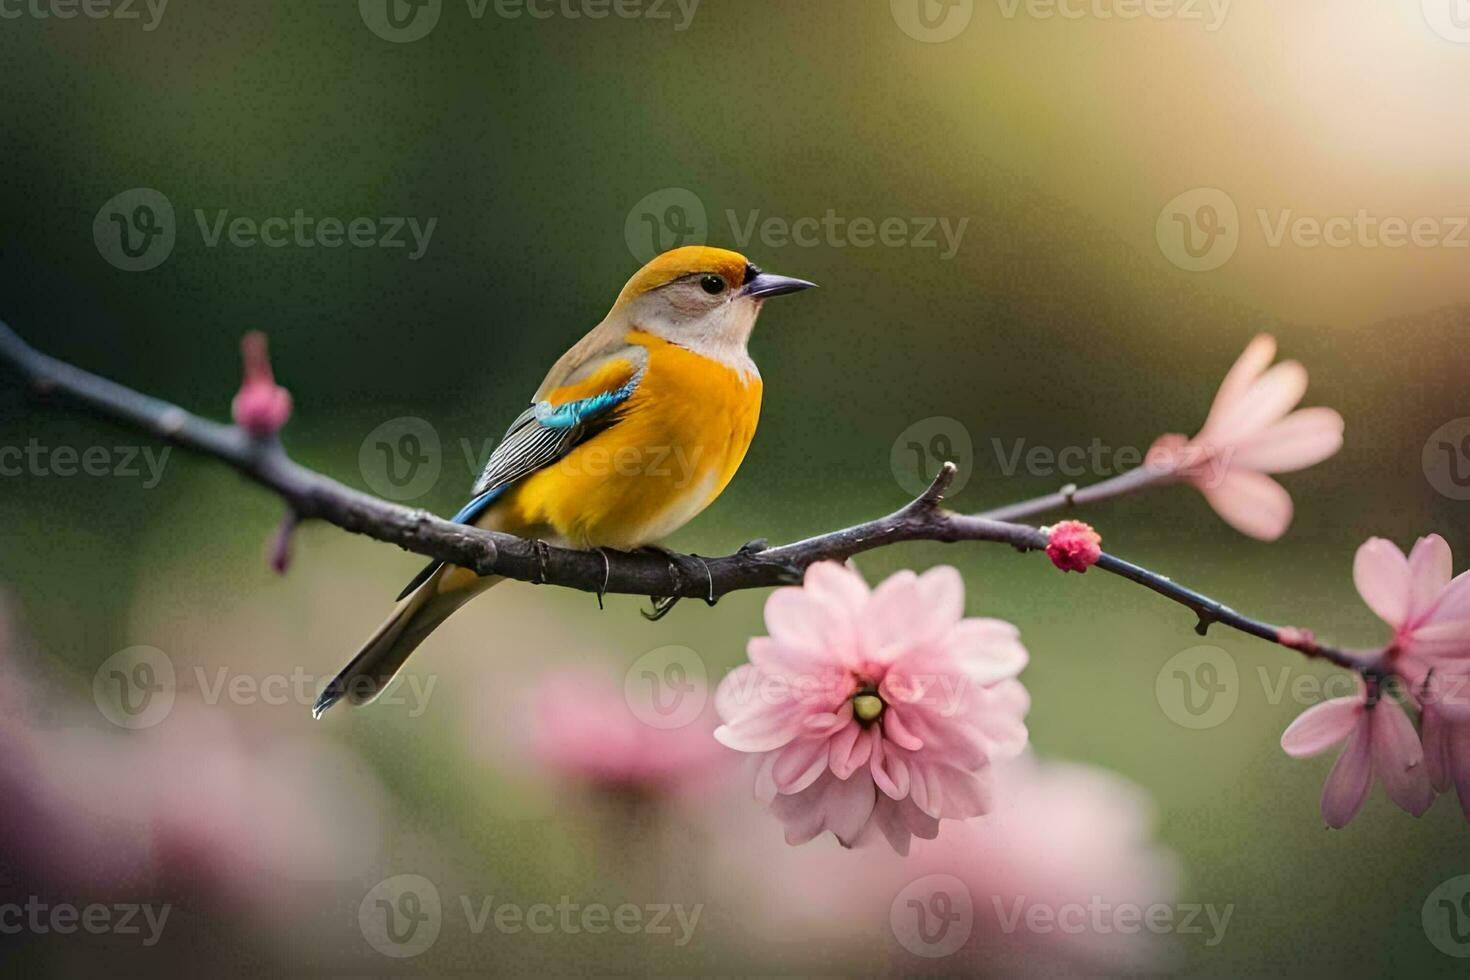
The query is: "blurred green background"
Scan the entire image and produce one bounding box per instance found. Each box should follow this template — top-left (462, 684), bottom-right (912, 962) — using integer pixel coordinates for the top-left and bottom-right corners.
top-left (2, 0), bottom-right (1468, 975)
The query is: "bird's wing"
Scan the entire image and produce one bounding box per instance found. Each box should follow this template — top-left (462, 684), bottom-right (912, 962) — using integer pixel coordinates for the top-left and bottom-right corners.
top-left (468, 343), bottom-right (646, 501)
top-left (393, 329), bottom-right (645, 602)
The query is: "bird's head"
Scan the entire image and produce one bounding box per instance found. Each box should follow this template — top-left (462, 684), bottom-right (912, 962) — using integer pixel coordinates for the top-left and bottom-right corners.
top-left (611, 246), bottom-right (815, 357)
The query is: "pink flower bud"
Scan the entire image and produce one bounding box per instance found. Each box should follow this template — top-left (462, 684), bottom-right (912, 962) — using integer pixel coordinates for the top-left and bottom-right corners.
top-left (231, 331), bottom-right (292, 437)
top-left (1046, 520), bottom-right (1102, 573)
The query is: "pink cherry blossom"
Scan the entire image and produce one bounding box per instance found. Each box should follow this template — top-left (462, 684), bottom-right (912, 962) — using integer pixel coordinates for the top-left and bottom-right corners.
top-left (1352, 534), bottom-right (1470, 670)
top-left (714, 561), bottom-right (1029, 854)
top-left (231, 331), bottom-right (293, 437)
top-left (529, 668), bottom-right (733, 793)
top-left (1280, 687), bottom-right (1433, 827)
top-left (1148, 334), bottom-right (1343, 540)
top-left (1350, 533), bottom-right (1470, 820)
top-left (0, 618), bottom-right (386, 919)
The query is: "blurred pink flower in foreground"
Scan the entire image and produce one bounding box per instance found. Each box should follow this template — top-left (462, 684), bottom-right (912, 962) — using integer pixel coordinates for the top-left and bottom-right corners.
top-left (700, 754), bottom-right (1179, 974)
top-left (1281, 534), bottom-right (1470, 825)
top-left (530, 668), bottom-right (732, 793)
top-left (715, 562), bottom-right (1029, 854)
top-left (1148, 334), bottom-right (1343, 540)
top-left (0, 608), bottom-right (384, 918)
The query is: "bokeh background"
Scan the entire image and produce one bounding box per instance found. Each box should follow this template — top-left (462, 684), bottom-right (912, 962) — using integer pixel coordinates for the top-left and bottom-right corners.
top-left (3, 0), bottom-right (1469, 975)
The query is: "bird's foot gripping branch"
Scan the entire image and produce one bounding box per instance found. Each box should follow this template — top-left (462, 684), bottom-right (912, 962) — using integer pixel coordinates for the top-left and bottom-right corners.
top-left (4, 317), bottom-right (1468, 849)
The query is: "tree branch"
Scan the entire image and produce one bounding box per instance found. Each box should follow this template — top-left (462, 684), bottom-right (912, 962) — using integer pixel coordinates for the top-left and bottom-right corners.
top-left (0, 320), bottom-right (1379, 678)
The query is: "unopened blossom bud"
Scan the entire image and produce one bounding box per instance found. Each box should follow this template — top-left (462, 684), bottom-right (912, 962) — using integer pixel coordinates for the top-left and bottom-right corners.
top-left (231, 331), bottom-right (293, 437)
top-left (1045, 520), bottom-right (1102, 573)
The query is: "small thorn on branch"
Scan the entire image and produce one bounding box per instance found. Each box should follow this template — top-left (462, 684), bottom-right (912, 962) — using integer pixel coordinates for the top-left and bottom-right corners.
top-left (915, 461), bottom-right (958, 510)
top-left (268, 510), bottom-right (299, 575)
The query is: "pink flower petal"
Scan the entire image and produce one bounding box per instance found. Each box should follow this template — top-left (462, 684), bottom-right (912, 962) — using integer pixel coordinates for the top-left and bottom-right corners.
top-left (1196, 469), bottom-right (1293, 541)
top-left (1353, 538), bottom-right (1411, 630)
top-left (771, 737), bottom-right (831, 795)
top-left (1419, 568), bottom-right (1470, 634)
top-left (1226, 407), bottom-right (1344, 474)
top-left (1409, 620), bottom-right (1470, 660)
top-left (932, 764), bottom-right (993, 819)
top-left (860, 570), bottom-right (922, 663)
top-left (869, 738), bottom-right (910, 800)
top-left (1422, 705), bottom-right (1451, 793)
top-left (937, 618), bottom-right (1029, 685)
top-left (1200, 359), bottom-right (1306, 445)
top-left (753, 752), bottom-right (778, 803)
top-left (1450, 723), bottom-right (1470, 823)
top-left (801, 561), bottom-right (870, 616)
top-left (747, 637), bottom-right (842, 688)
top-left (768, 769), bottom-right (877, 847)
top-left (912, 565), bottom-right (965, 642)
top-left (826, 720), bottom-right (863, 779)
top-left (1204, 334), bottom-right (1276, 426)
top-left (1406, 534), bottom-right (1454, 626)
top-left (882, 707), bottom-right (924, 752)
top-left (763, 587), bottom-right (827, 653)
top-left (1370, 702), bottom-right (1433, 817)
top-left (1281, 696), bottom-right (1362, 758)
top-left (1320, 717), bottom-right (1373, 828)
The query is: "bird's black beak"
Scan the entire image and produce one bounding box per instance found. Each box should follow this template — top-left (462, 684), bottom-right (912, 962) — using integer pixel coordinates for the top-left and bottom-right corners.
top-left (740, 271), bottom-right (818, 299)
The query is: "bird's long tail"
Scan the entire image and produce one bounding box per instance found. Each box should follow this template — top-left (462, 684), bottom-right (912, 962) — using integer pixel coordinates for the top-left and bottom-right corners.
top-left (313, 566), bottom-right (501, 717)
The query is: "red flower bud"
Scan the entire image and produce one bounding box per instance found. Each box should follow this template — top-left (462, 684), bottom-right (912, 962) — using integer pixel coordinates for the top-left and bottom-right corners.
top-left (1046, 520), bottom-right (1102, 573)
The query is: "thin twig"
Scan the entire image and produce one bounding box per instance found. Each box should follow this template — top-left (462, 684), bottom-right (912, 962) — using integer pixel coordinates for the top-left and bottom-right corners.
top-left (0, 320), bottom-right (1378, 677)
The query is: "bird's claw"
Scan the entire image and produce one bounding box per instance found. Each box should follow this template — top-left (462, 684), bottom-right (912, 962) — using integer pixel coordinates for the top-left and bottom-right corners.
top-left (642, 595), bottom-right (681, 621)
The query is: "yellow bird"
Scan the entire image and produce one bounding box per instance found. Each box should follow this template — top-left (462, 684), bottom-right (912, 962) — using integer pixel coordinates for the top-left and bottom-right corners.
top-left (315, 246), bottom-right (815, 716)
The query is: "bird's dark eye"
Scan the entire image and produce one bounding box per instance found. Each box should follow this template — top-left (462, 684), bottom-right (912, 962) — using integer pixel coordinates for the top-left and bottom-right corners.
top-left (699, 274), bottom-right (726, 295)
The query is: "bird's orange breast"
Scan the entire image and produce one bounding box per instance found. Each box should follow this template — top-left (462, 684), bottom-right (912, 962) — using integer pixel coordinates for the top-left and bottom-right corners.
top-left (492, 331), bottom-right (762, 550)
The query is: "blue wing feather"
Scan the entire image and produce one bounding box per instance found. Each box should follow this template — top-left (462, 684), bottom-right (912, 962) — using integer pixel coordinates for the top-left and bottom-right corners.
top-left (394, 366), bottom-right (642, 602)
